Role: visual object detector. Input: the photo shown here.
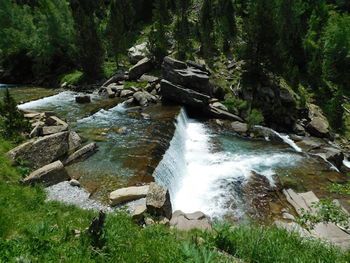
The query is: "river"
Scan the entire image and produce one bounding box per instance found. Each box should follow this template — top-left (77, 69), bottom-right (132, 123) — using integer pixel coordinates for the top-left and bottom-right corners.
top-left (3, 86), bottom-right (349, 223)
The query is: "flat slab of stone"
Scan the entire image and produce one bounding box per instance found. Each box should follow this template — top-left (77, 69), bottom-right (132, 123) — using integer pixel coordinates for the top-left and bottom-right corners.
top-left (170, 210), bottom-right (212, 232)
top-left (110, 185), bottom-right (149, 206)
top-left (7, 131), bottom-right (70, 169)
top-left (65, 142), bottom-right (98, 165)
top-left (22, 160), bottom-right (69, 187)
top-left (128, 58), bottom-right (153, 80)
top-left (283, 189), bottom-right (350, 250)
top-left (42, 125), bottom-right (68, 136)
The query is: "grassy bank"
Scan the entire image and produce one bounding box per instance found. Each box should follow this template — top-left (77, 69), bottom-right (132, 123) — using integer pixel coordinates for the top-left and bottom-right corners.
top-left (0, 138), bottom-right (350, 262)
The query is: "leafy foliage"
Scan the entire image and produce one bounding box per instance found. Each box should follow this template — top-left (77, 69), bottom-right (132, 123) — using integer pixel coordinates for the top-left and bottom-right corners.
top-left (295, 199), bottom-right (350, 231)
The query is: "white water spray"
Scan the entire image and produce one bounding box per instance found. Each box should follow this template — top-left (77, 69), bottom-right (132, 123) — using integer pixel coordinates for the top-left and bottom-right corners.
top-left (153, 109), bottom-right (301, 219)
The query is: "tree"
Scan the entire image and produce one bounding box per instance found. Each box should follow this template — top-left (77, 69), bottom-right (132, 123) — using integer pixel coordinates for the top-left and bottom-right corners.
top-left (199, 0), bottom-right (215, 57)
top-left (215, 0), bottom-right (236, 52)
top-left (69, 0), bottom-right (104, 80)
top-left (0, 89), bottom-right (29, 141)
top-left (147, 0), bottom-right (169, 64)
top-left (174, 0), bottom-right (192, 59)
top-left (242, 0), bottom-right (277, 84)
top-left (106, 0), bottom-right (134, 66)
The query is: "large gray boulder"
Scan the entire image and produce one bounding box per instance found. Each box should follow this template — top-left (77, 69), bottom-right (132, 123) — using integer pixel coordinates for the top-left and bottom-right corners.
top-left (110, 185), bottom-right (149, 206)
top-left (133, 91), bottom-right (157, 107)
top-left (230, 121), bottom-right (248, 135)
top-left (312, 146), bottom-right (344, 169)
top-left (7, 132), bottom-right (70, 169)
top-left (65, 142), bottom-right (98, 165)
top-left (22, 160), bottom-right (69, 186)
top-left (160, 80), bottom-right (210, 108)
top-left (128, 58), bottom-right (153, 80)
top-left (162, 57), bottom-right (212, 96)
top-left (41, 125), bottom-right (68, 136)
top-left (128, 42), bottom-right (149, 64)
top-left (170, 210), bottom-right (212, 232)
top-left (146, 183), bottom-right (172, 219)
top-left (306, 104), bottom-right (330, 138)
top-left (68, 131), bottom-right (82, 151)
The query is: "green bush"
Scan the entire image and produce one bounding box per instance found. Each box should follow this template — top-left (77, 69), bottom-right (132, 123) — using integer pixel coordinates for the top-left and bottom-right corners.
top-left (60, 70), bottom-right (84, 85)
top-left (221, 98), bottom-right (248, 115)
top-left (247, 108), bottom-right (264, 127)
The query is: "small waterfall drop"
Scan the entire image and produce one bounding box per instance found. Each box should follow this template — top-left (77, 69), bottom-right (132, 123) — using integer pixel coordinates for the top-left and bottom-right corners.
top-left (153, 109), bottom-right (301, 220)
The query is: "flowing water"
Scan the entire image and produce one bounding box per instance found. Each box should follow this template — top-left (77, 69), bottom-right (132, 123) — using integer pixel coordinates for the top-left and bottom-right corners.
top-left (17, 88), bottom-right (180, 202)
top-left (7, 87), bottom-right (349, 220)
top-left (153, 109), bottom-right (349, 222)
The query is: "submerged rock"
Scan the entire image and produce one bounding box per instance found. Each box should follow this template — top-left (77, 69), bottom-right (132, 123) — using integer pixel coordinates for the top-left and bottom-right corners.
top-left (65, 142), bottom-right (98, 165)
top-left (22, 160), bottom-right (69, 187)
top-left (75, 95), bottom-right (91, 104)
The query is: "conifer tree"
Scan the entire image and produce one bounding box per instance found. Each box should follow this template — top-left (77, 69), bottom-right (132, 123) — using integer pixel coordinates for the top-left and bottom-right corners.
top-left (69, 0), bottom-right (104, 80)
top-left (147, 0), bottom-right (169, 64)
top-left (174, 0), bottom-right (191, 59)
top-left (199, 0), bottom-right (215, 57)
top-left (0, 89), bottom-right (29, 140)
top-left (216, 0), bottom-right (236, 52)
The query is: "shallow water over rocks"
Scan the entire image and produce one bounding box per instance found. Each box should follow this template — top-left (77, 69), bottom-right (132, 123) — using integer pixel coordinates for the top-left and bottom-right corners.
top-left (13, 87), bottom-right (350, 221)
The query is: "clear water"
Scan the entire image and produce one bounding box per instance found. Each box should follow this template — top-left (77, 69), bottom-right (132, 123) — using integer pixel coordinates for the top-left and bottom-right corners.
top-left (153, 110), bottom-right (348, 221)
top-left (19, 90), bottom-right (180, 202)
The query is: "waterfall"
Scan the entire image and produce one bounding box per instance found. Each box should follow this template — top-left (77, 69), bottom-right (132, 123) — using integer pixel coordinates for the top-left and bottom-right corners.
top-left (343, 158), bottom-right (350, 169)
top-left (255, 125), bottom-right (302, 152)
top-left (153, 109), bottom-right (301, 220)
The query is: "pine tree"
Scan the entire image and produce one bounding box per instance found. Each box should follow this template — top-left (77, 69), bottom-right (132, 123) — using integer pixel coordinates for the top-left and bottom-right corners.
top-left (216, 0), bottom-right (236, 52)
top-left (199, 0), bottom-right (215, 57)
top-left (0, 89), bottom-right (29, 140)
top-left (69, 0), bottom-right (104, 80)
top-left (174, 0), bottom-right (191, 59)
top-left (147, 0), bottom-right (169, 64)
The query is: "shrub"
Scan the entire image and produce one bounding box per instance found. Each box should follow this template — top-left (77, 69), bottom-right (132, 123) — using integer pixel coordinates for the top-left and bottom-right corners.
top-left (247, 108), bottom-right (264, 127)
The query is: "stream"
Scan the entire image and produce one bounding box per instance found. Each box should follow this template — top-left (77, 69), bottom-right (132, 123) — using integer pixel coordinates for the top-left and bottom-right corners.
top-left (3, 86), bottom-right (350, 223)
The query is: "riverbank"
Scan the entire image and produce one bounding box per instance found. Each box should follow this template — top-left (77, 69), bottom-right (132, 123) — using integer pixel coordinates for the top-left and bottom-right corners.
top-left (1, 138), bottom-right (349, 262)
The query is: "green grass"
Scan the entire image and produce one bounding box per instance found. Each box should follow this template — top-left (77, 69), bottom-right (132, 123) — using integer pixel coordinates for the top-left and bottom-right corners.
top-left (1, 137), bottom-right (350, 262)
top-left (60, 70), bottom-right (84, 86)
top-left (202, 224), bottom-right (350, 263)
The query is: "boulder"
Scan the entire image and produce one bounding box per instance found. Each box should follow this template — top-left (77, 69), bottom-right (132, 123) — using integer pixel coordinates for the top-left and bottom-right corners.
top-left (186, 60), bottom-right (209, 74)
top-left (312, 147), bottom-right (344, 169)
top-left (120, 89), bottom-right (134, 98)
top-left (211, 102), bottom-right (228, 111)
top-left (230, 121), bottom-right (248, 134)
top-left (69, 179), bottom-right (80, 187)
top-left (128, 58), bottom-right (153, 80)
top-left (7, 132), bottom-right (70, 169)
top-left (306, 104), bottom-right (330, 138)
top-left (45, 116), bottom-right (68, 127)
top-left (140, 74), bottom-right (159, 83)
top-left (68, 131), bottom-right (82, 151)
top-left (102, 70), bottom-right (127, 87)
top-left (128, 42), bottom-right (149, 64)
top-left (65, 142), bottom-right (98, 165)
top-left (41, 125), bottom-right (68, 136)
top-left (162, 57), bottom-right (212, 96)
top-left (110, 185), bottom-right (150, 206)
top-left (207, 105), bottom-right (243, 122)
top-left (170, 210), bottom-right (212, 232)
top-left (75, 95), bottom-right (91, 104)
top-left (132, 204), bottom-right (147, 222)
top-left (146, 183), bottom-right (172, 219)
top-left (160, 80), bottom-right (210, 108)
top-left (105, 86), bottom-right (116, 98)
top-left (22, 161), bottom-right (69, 187)
top-left (133, 91), bottom-right (157, 107)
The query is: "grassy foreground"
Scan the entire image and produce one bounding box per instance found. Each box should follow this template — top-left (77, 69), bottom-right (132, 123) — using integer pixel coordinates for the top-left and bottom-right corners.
top-left (0, 139), bottom-right (350, 263)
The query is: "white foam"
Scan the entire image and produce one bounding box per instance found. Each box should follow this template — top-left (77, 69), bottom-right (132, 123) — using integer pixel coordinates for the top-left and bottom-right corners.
top-left (77, 103), bottom-right (126, 125)
top-left (343, 159), bottom-right (350, 169)
top-left (153, 109), bottom-right (301, 219)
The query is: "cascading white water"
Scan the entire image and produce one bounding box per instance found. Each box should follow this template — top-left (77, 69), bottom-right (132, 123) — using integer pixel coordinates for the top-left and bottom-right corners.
top-left (18, 91), bottom-right (78, 109)
top-left (153, 109), bottom-right (302, 220)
